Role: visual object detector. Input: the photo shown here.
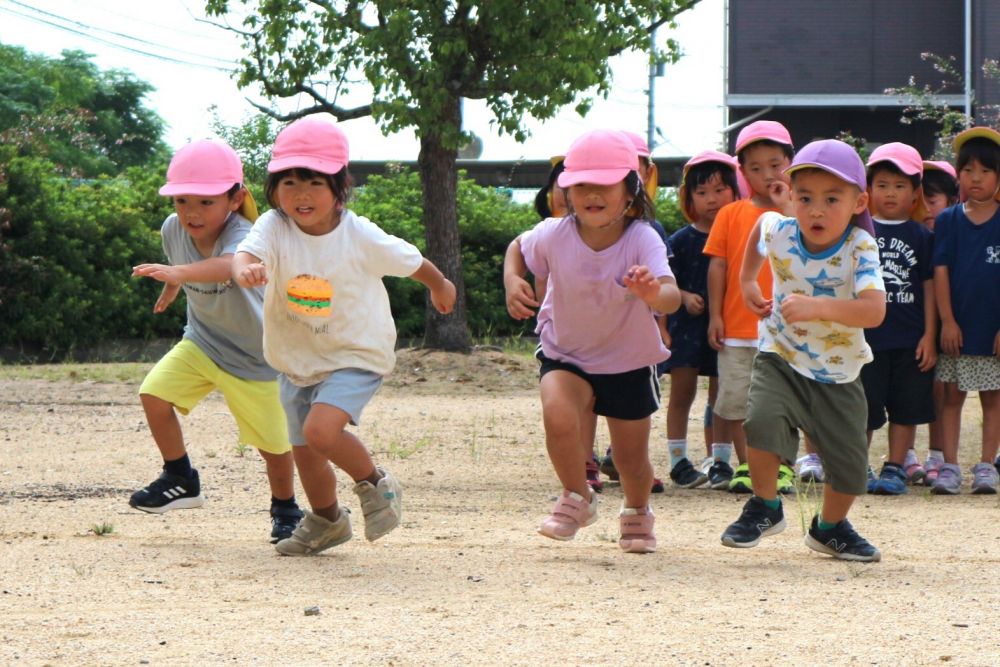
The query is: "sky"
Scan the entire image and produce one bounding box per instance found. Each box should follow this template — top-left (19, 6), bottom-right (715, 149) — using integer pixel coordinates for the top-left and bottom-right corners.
top-left (0, 0), bottom-right (727, 161)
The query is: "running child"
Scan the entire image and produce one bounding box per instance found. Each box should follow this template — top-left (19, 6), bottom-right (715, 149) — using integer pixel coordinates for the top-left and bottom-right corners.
top-left (661, 150), bottom-right (741, 488)
top-left (721, 138), bottom-right (886, 562)
top-left (504, 129), bottom-right (680, 553)
top-left (860, 143), bottom-right (936, 495)
top-left (233, 115), bottom-right (456, 554)
top-left (130, 138), bottom-right (303, 543)
top-left (931, 126), bottom-right (1000, 495)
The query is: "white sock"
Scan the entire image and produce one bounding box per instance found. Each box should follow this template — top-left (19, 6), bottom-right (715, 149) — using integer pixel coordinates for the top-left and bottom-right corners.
top-left (928, 449), bottom-right (944, 462)
top-left (668, 439), bottom-right (687, 468)
top-left (712, 442), bottom-right (733, 464)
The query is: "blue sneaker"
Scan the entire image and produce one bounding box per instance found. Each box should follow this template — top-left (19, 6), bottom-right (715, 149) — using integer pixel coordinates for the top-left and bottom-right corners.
top-left (868, 463), bottom-right (908, 495)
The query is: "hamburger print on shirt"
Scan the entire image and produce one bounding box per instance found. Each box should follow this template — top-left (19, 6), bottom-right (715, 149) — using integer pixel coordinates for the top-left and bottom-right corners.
top-left (237, 208), bottom-right (423, 386)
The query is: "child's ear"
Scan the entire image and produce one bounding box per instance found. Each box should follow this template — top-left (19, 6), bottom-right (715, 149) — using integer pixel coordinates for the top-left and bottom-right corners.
top-left (229, 187), bottom-right (247, 212)
top-left (854, 189), bottom-right (870, 214)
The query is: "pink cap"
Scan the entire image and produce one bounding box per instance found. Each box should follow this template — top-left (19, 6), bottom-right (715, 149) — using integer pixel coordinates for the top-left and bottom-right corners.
top-left (923, 160), bottom-right (957, 180)
top-left (734, 120), bottom-right (793, 154)
top-left (679, 150), bottom-right (745, 222)
top-left (866, 142), bottom-right (923, 176)
top-left (268, 115), bottom-right (349, 174)
top-left (622, 131), bottom-right (651, 158)
top-left (557, 130), bottom-right (638, 188)
top-left (159, 139), bottom-right (243, 196)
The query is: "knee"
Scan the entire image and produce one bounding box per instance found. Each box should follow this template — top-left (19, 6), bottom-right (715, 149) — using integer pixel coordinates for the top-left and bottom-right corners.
top-left (302, 421), bottom-right (343, 450)
top-left (140, 393), bottom-right (175, 421)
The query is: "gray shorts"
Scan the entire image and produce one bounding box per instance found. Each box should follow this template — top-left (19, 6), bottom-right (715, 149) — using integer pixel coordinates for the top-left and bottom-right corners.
top-left (936, 354), bottom-right (1000, 392)
top-left (279, 369), bottom-right (383, 446)
top-left (744, 352), bottom-right (869, 495)
top-left (714, 345), bottom-right (756, 420)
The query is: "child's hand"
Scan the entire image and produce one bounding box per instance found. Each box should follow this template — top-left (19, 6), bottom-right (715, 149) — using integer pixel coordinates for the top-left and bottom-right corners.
top-left (133, 263), bottom-right (183, 285)
top-left (915, 333), bottom-right (938, 372)
top-left (682, 291), bottom-right (705, 316)
top-left (766, 180), bottom-right (793, 213)
top-left (153, 283), bottom-right (180, 314)
top-left (940, 320), bottom-right (963, 357)
top-left (780, 293), bottom-right (821, 323)
top-left (505, 275), bottom-right (540, 320)
top-left (741, 280), bottom-right (773, 318)
top-left (430, 278), bottom-right (457, 314)
top-left (236, 262), bottom-right (268, 288)
top-left (623, 265), bottom-right (660, 304)
top-left (707, 316), bottom-right (725, 351)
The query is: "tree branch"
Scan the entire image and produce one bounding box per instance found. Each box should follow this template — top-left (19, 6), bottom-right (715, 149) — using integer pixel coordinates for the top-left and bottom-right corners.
top-left (245, 98), bottom-right (372, 122)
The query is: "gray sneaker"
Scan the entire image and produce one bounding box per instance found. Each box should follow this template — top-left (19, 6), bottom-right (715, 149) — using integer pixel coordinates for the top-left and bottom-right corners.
top-left (971, 462), bottom-right (999, 494)
top-left (275, 508), bottom-right (352, 556)
top-left (353, 467), bottom-right (402, 541)
top-left (930, 463), bottom-right (963, 495)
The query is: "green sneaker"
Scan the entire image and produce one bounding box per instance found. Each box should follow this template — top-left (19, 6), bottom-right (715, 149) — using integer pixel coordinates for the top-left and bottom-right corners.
top-left (728, 463), bottom-right (752, 493)
top-left (777, 463), bottom-right (797, 495)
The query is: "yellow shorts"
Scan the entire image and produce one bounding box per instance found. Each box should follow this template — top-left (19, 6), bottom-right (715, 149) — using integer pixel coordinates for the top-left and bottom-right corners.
top-left (139, 339), bottom-right (291, 455)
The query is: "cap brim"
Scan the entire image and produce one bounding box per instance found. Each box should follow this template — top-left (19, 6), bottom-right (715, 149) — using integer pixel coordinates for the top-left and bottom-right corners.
top-left (267, 156), bottom-right (346, 174)
top-left (159, 181), bottom-right (238, 196)
top-left (866, 157), bottom-right (922, 176)
top-left (953, 127), bottom-right (1000, 154)
top-left (785, 162), bottom-right (864, 190)
top-left (557, 167), bottom-right (630, 188)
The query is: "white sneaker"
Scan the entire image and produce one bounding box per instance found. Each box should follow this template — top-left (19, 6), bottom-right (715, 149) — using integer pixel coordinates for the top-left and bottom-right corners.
top-left (698, 456), bottom-right (715, 475)
top-left (796, 453), bottom-right (825, 483)
top-left (275, 508), bottom-right (352, 556)
top-left (353, 467), bottom-right (403, 541)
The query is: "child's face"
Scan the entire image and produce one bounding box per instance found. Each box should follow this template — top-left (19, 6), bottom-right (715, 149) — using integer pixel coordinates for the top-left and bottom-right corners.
top-left (690, 172), bottom-right (736, 224)
top-left (173, 192), bottom-right (240, 243)
top-left (568, 181), bottom-right (630, 230)
top-left (792, 170), bottom-right (868, 253)
top-left (869, 170), bottom-right (917, 220)
top-left (958, 158), bottom-right (999, 203)
top-left (923, 191), bottom-right (950, 228)
top-left (276, 173), bottom-right (339, 235)
top-left (740, 143), bottom-right (791, 198)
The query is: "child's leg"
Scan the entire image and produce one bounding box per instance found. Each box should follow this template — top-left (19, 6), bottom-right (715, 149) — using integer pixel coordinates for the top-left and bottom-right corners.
top-left (747, 447), bottom-right (780, 499)
top-left (704, 376), bottom-right (719, 456)
top-left (540, 370), bottom-right (595, 499)
top-left (979, 389), bottom-right (1000, 462)
top-left (606, 417), bottom-right (653, 509)
top-left (141, 393), bottom-right (188, 462)
top-left (938, 382), bottom-right (966, 464)
top-left (887, 423), bottom-right (917, 465)
top-left (302, 403), bottom-right (379, 483)
top-left (258, 450), bottom-right (296, 500)
top-left (666, 368), bottom-right (698, 440)
top-left (927, 380), bottom-right (946, 452)
top-left (292, 445), bottom-right (340, 520)
top-left (819, 485), bottom-right (856, 524)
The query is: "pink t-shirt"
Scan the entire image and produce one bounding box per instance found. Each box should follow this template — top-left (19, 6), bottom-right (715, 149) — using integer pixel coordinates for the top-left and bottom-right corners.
top-left (520, 216), bottom-right (672, 374)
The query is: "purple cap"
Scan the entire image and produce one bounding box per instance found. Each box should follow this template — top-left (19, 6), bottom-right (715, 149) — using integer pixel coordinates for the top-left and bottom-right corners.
top-left (784, 139), bottom-right (874, 236)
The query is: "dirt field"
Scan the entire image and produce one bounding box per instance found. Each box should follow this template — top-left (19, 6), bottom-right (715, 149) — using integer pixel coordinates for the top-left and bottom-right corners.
top-left (1, 349), bottom-right (999, 666)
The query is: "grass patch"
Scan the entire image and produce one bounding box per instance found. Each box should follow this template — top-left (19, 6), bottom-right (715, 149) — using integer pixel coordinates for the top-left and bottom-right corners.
top-left (0, 363), bottom-right (151, 383)
top-left (89, 521), bottom-right (115, 536)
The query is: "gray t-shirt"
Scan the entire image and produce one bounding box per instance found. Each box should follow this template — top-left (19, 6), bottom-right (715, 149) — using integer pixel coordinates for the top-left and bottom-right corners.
top-left (161, 212), bottom-right (276, 382)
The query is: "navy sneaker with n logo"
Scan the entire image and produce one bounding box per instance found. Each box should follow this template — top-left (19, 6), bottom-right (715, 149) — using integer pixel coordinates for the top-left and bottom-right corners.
top-left (720, 495), bottom-right (786, 548)
top-left (804, 515), bottom-right (881, 562)
top-left (129, 468), bottom-right (205, 514)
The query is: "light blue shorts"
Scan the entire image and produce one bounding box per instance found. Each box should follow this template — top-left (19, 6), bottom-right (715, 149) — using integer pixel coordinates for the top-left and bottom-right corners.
top-left (278, 369), bottom-right (383, 446)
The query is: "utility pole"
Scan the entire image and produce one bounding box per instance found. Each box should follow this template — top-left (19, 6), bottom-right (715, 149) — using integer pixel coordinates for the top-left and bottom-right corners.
top-left (647, 28), bottom-right (657, 150)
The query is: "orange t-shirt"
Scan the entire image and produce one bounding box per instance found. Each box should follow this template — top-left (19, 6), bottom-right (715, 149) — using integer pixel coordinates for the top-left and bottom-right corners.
top-left (702, 199), bottom-right (776, 341)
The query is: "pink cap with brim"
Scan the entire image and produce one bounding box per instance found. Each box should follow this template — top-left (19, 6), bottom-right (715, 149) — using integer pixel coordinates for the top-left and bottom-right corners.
top-left (622, 131), bottom-right (651, 158)
top-left (734, 120), bottom-right (793, 154)
top-left (784, 139), bottom-right (875, 236)
top-left (923, 160), bottom-right (957, 179)
top-left (557, 130), bottom-right (638, 188)
top-left (268, 115), bottom-right (349, 174)
top-left (866, 142), bottom-right (923, 176)
top-left (159, 138), bottom-right (243, 196)
top-left (679, 150), bottom-right (743, 222)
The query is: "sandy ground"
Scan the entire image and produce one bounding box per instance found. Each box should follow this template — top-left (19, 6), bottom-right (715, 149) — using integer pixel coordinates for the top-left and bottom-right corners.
top-left (2, 349), bottom-right (1000, 666)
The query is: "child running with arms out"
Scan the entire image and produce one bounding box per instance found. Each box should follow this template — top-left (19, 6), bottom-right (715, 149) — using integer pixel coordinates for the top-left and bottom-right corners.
top-left (233, 116), bottom-right (456, 555)
top-left (931, 127), bottom-right (1000, 494)
top-left (721, 139), bottom-right (886, 562)
top-left (861, 143), bottom-right (936, 495)
top-left (504, 129), bottom-right (680, 553)
top-left (130, 139), bottom-right (303, 543)
top-left (661, 151), bottom-right (742, 487)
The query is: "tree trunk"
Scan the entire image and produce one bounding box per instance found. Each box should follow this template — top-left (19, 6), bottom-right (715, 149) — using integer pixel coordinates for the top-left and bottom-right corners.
top-left (417, 95), bottom-right (471, 351)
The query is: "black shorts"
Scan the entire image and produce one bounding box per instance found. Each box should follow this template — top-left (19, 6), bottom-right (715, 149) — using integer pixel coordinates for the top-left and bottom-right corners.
top-left (536, 348), bottom-right (661, 420)
top-left (860, 348), bottom-right (936, 431)
top-left (662, 319), bottom-right (718, 376)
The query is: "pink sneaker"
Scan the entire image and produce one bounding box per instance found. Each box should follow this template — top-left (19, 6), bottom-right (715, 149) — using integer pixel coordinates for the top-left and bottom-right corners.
top-left (619, 506), bottom-right (656, 554)
top-left (538, 490), bottom-right (597, 541)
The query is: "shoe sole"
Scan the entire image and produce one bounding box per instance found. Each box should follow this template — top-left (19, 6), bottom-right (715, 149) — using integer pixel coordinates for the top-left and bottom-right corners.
top-left (709, 478), bottom-right (732, 490)
top-left (275, 531), bottom-right (353, 556)
top-left (804, 534), bottom-right (882, 562)
top-left (870, 487), bottom-right (907, 496)
top-left (129, 495), bottom-right (205, 514)
top-left (619, 538), bottom-right (656, 554)
top-left (971, 486), bottom-right (998, 495)
top-left (720, 518), bottom-right (786, 548)
top-left (673, 473), bottom-right (709, 489)
top-left (930, 485), bottom-right (961, 495)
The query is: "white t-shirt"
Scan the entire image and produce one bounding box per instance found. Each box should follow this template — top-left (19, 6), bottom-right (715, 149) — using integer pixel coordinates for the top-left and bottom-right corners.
top-left (237, 208), bottom-right (423, 385)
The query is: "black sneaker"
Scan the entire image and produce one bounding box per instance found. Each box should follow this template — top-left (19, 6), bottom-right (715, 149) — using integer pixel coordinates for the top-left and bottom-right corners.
top-left (804, 515), bottom-right (881, 562)
top-left (270, 502), bottom-right (305, 544)
top-left (720, 496), bottom-right (786, 548)
top-left (670, 457), bottom-right (709, 488)
top-left (129, 468), bottom-right (205, 514)
top-left (707, 460), bottom-right (734, 490)
top-left (599, 447), bottom-right (619, 481)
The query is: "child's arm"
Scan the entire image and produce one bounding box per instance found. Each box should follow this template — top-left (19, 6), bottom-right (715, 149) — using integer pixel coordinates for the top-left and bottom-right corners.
top-left (410, 258), bottom-right (456, 314)
top-left (915, 279), bottom-right (938, 372)
top-left (934, 265), bottom-right (962, 356)
top-left (781, 290), bottom-right (885, 328)
top-left (706, 256), bottom-right (727, 350)
top-left (739, 219), bottom-right (772, 318)
top-left (503, 236), bottom-right (540, 320)
top-left (623, 266), bottom-right (681, 314)
top-left (132, 257), bottom-right (234, 286)
top-left (233, 251), bottom-right (268, 288)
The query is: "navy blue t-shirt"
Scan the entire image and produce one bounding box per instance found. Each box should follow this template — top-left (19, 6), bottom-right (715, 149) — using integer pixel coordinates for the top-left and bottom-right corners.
top-left (864, 218), bottom-right (934, 351)
top-left (664, 224), bottom-right (711, 336)
top-left (933, 204), bottom-right (1000, 355)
